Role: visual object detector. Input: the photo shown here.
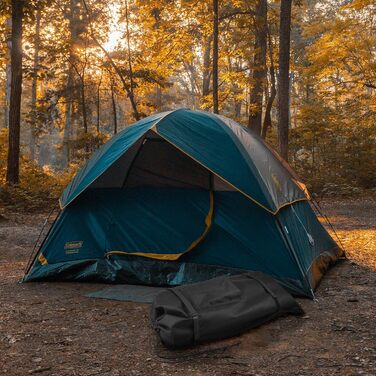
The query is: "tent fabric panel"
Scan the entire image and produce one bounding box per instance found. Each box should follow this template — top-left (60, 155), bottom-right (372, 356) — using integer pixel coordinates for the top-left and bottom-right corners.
top-left (89, 137), bottom-right (144, 188)
top-left (213, 113), bottom-right (307, 208)
top-left (155, 109), bottom-right (275, 211)
top-left (183, 191), bottom-right (303, 285)
top-left (125, 137), bottom-right (211, 189)
top-left (101, 189), bottom-right (211, 257)
top-left (103, 190), bottom-right (214, 260)
top-left (59, 112), bottom-right (169, 208)
top-left (35, 194), bottom-right (109, 264)
top-left (278, 201), bottom-right (343, 288)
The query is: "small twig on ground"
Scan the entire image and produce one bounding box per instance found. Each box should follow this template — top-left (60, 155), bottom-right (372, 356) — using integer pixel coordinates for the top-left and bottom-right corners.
top-left (28, 366), bottom-right (51, 374)
top-left (277, 354), bottom-right (303, 362)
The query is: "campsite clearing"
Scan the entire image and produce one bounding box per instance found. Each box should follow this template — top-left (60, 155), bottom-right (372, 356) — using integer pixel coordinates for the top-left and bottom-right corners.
top-left (0, 197), bottom-right (375, 376)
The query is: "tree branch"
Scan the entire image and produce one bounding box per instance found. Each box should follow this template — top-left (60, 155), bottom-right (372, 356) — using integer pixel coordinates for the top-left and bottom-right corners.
top-left (80, 0), bottom-right (140, 120)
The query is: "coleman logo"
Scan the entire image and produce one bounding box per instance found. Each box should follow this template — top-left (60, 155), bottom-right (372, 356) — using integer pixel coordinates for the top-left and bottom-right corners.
top-left (64, 241), bottom-right (83, 254)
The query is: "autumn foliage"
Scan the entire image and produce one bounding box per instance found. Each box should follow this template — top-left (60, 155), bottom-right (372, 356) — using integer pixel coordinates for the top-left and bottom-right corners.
top-left (0, 0), bottom-right (375, 209)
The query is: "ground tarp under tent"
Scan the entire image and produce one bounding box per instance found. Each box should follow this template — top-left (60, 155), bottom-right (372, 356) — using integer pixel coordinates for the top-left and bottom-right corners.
top-left (23, 109), bottom-right (343, 298)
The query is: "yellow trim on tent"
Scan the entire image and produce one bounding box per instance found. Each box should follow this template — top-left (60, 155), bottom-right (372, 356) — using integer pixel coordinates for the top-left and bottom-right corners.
top-left (38, 253), bottom-right (48, 266)
top-left (105, 191), bottom-right (214, 261)
top-left (106, 251), bottom-right (183, 261)
top-left (273, 197), bottom-right (310, 213)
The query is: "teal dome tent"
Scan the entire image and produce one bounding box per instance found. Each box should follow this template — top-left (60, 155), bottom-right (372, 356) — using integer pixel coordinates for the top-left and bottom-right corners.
top-left (23, 109), bottom-right (343, 297)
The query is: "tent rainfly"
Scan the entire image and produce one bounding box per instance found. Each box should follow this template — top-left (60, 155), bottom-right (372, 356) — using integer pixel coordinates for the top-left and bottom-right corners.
top-left (23, 109), bottom-right (343, 297)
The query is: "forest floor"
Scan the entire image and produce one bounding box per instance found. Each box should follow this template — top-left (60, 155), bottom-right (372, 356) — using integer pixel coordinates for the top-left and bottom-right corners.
top-left (0, 197), bottom-right (375, 376)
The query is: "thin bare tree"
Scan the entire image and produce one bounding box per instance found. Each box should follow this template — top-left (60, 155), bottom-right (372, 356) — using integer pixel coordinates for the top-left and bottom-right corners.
top-left (248, 0), bottom-right (267, 135)
top-left (212, 0), bottom-right (219, 114)
top-left (277, 0), bottom-right (292, 161)
top-left (6, 0), bottom-right (24, 185)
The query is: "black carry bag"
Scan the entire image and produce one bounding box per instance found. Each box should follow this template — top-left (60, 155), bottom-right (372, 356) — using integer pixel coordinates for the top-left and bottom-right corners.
top-left (151, 272), bottom-right (303, 349)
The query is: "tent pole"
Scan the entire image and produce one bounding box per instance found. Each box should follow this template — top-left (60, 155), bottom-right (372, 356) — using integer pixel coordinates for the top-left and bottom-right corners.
top-left (23, 205), bottom-right (61, 279)
top-left (121, 136), bottom-right (147, 188)
top-left (310, 198), bottom-right (347, 256)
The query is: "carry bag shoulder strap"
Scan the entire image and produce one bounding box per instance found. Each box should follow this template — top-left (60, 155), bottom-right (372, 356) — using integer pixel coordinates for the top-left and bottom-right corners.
top-left (244, 274), bottom-right (281, 312)
top-left (169, 288), bottom-right (200, 343)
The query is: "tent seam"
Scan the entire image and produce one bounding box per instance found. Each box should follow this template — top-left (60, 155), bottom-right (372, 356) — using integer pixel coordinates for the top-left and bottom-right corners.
top-left (150, 107), bottom-right (187, 130)
top-left (209, 112), bottom-right (275, 209)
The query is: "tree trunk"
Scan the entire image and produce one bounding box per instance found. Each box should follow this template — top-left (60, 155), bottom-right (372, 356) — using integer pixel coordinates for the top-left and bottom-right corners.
top-left (124, 0), bottom-right (139, 120)
top-left (96, 70), bottom-right (102, 135)
top-left (244, 87), bottom-right (249, 118)
top-left (4, 17), bottom-right (12, 129)
top-left (261, 28), bottom-right (276, 139)
top-left (63, 69), bottom-right (73, 168)
top-left (78, 65), bottom-right (89, 154)
top-left (183, 61), bottom-right (198, 108)
top-left (6, 0), bottom-right (24, 185)
top-left (248, 0), bottom-right (267, 135)
top-left (234, 100), bottom-right (241, 119)
top-left (111, 78), bottom-right (118, 135)
top-left (62, 0), bottom-right (78, 168)
top-left (212, 0), bottom-right (219, 114)
top-left (30, 8), bottom-right (41, 161)
top-left (232, 60), bottom-right (242, 119)
top-left (156, 84), bottom-right (162, 109)
top-left (202, 35), bottom-right (212, 99)
top-left (277, 0), bottom-right (292, 161)
top-left (80, 75), bottom-right (87, 134)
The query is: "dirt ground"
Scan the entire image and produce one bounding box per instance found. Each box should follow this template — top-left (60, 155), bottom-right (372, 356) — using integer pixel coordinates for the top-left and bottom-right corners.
top-left (0, 197), bottom-right (375, 376)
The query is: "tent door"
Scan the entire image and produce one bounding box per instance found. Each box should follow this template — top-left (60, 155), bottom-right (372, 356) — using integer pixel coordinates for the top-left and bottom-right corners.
top-left (102, 188), bottom-right (214, 261)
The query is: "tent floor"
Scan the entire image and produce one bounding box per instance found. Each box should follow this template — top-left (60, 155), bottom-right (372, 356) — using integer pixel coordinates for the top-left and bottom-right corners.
top-left (85, 284), bottom-right (167, 303)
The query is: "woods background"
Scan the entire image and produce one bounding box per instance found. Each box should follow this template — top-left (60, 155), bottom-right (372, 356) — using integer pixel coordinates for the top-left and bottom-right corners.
top-left (0, 0), bottom-right (375, 211)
